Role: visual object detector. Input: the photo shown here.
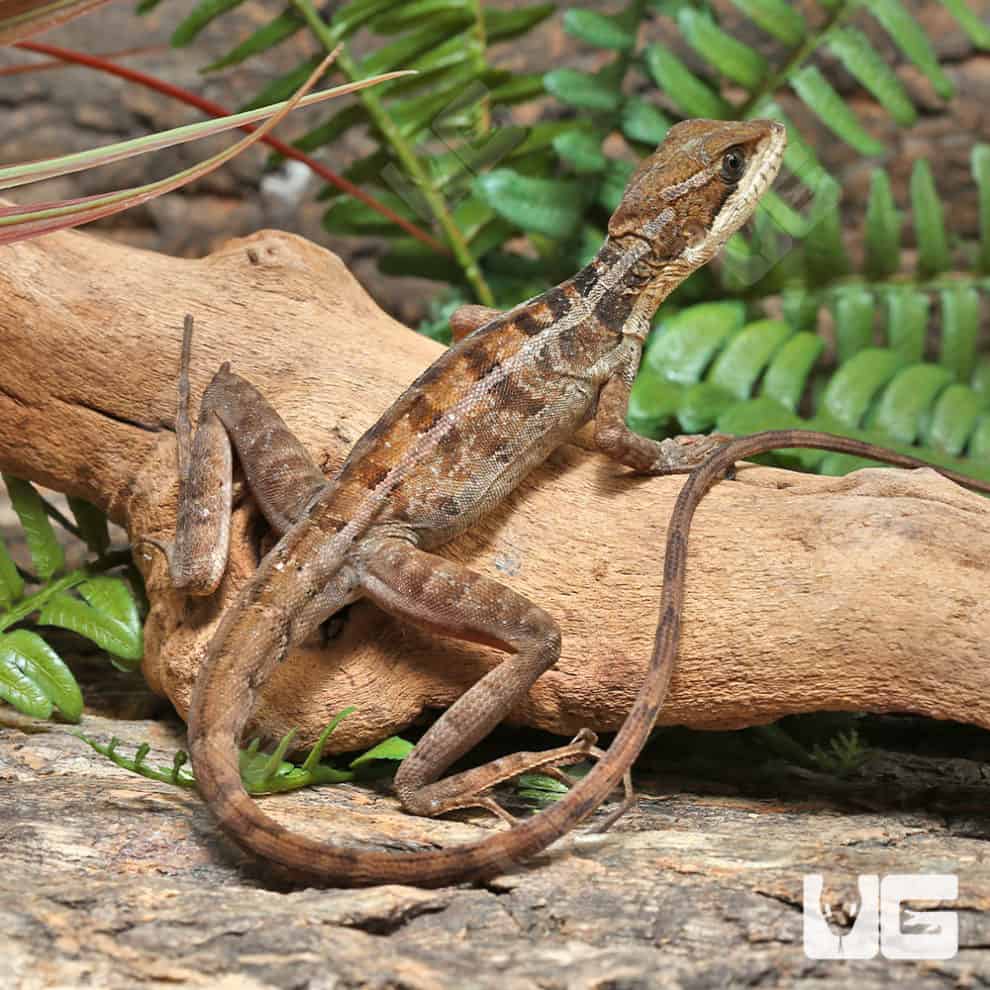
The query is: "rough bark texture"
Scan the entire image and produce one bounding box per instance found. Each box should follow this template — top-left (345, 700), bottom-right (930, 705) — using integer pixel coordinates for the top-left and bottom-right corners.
top-left (4, 699), bottom-right (990, 988)
top-left (1, 225), bottom-right (989, 759)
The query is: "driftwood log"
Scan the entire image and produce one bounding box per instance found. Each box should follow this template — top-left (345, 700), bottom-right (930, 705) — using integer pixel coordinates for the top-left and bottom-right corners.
top-left (1, 225), bottom-right (989, 754)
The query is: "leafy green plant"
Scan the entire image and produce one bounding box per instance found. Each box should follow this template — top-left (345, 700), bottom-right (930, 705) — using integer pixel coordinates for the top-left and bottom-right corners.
top-left (480, 0), bottom-right (990, 305)
top-left (811, 727), bottom-right (868, 775)
top-left (79, 706), bottom-right (414, 793)
top-left (0, 476), bottom-right (142, 721)
top-left (629, 145), bottom-right (990, 478)
top-left (155, 0), bottom-right (990, 372)
top-left (166, 0), bottom-right (557, 306)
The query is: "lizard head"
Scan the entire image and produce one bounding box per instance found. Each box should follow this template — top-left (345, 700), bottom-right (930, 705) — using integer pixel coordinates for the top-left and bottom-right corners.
top-left (607, 118), bottom-right (786, 290)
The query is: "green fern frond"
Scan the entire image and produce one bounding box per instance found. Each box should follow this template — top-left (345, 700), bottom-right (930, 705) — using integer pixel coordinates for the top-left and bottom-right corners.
top-left (630, 301), bottom-right (990, 482)
top-left (0, 478), bottom-right (142, 721)
top-left (78, 709), bottom-right (414, 795)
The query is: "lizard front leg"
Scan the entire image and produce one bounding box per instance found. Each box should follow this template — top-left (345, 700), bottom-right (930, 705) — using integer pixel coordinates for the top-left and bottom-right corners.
top-left (595, 357), bottom-right (733, 475)
top-left (357, 536), bottom-right (628, 822)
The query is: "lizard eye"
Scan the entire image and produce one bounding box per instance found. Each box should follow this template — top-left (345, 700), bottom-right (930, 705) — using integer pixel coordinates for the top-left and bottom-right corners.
top-left (720, 147), bottom-right (746, 184)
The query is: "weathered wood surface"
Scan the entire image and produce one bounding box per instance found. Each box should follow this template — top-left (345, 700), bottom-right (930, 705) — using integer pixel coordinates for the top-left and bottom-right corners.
top-left (3, 693), bottom-right (990, 988)
top-left (1, 225), bottom-right (989, 756)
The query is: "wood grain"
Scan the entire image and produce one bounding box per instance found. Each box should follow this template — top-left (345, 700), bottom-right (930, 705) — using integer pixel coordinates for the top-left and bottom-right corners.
top-left (1, 225), bottom-right (988, 753)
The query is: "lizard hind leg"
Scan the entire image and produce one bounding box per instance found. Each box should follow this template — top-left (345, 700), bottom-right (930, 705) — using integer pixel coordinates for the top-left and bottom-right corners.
top-left (357, 538), bottom-right (626, 821)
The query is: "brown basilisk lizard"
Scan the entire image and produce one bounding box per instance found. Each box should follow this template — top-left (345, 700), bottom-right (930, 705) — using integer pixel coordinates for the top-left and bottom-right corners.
top-left (158, 118), bottom-right (990, 887)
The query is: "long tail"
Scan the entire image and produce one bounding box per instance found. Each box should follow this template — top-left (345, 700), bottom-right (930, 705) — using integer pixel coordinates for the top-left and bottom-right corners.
top-left (190, 430), bottom-right (990, 886)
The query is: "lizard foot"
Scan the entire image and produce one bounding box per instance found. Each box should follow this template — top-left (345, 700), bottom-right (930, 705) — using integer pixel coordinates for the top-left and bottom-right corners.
top-left (398, 728), bottom-right (637, 826)
top-left (646, 432), bottom-right (735, 475)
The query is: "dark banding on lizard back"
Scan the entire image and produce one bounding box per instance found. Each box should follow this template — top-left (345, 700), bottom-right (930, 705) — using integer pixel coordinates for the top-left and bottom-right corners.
top-left (407, 392), bottom-right (444, 432)
top-left (463, 344), bottom-right (501, 381)
top-left (593, 291), bottom-right (636, 334)
top-left (571, 263), bottom-right (600, 297)
top-left (543, 287), bottom-right (571, 322)
top-left (515, 310), bottom-right (543, 336)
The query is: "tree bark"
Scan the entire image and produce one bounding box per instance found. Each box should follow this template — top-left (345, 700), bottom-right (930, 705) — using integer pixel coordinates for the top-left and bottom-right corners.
top-left (2, 226), bottom-right (989, 752)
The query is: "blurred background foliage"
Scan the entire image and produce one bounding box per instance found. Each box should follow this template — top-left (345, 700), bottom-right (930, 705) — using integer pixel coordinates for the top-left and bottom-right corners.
top-left (138, 0), bottom-right (990, 480)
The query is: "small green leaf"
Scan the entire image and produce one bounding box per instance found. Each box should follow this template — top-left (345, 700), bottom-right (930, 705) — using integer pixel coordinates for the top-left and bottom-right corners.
top-left (360, 13), bottom-right (473, 76)
top-left (728, 0), bottom-right (806, 45)
top-left (474, 169), bottom-right (584, 239)
top-left (780, 289), bottom-right (820, 331)
top-left (761, 332), bottom-right (825, 411)
top-left (801, 179), bottom-right (850, 286)
top-left (78, 576), bottom-right (142, 635)
top-left (708, 319), bottom-right (793, 400)
top-left (38, 590), bottom-right (143, 664)
top-left (294, 105), bottom-right (366, 155)
top-left (369, 0), bottom-right (463, 32)
top-left (926, 384), bottom-right (983, 456)
top-left (67, 497), bottom-right (109, 556)
top-left (645, 301), bottom-right (747, 380)
top-left (884, 290), bottom-right (928, 364)
top-left (482, 73), bottom-right (541, 107)
top-left (972, 144), bottom-right (990, 273)
top-left (301, 708), bottom-right (356, 773)
top-left (0, 539), bottom-right (24, 608)
top-left (756, 189), bottom-right (807, 240)
top-left (171, 0), bottom-right (242, 46)
top-left (0, 649), bottom-right (51, 719)
top-left (204, 10), bottom-right (304, 72)
top-left (643, 45), bottom-right (730, 119)
top-left (627, 367), bottom-right (683, 438)
top-left (324, 189), bottom-right (415, 235)
top-left (563, 8), bottom-right (635, 50)
top-left (864, 169), bottom-right (902, 279)
top-left (716, 397), bottom-right (805, 450)
top-left (827, 27), bottom-right (917, 127)
top-left (868, 0), bottom-right (954, 100)
top-left (486, 3), bottom-right (556, 43)
top-left (866, 363), bottom-right (954, 445)
top-left (240, 57), bottom-right (322, 113)
top-left (350, 735), bottom-right (414, 766)
top-left (940, 0), bottom-right (990, 48)
top-left (621, 99), bottom-right (671, 146)
top-left (552, 132), bottom-right (607, 174)
top-left (329, 0), bottom-right (407, 41)
top-left (831, 288), bottom-right (875, 365)
top-left (822, 348), bottom-right (908, 428)
top-left (910, 159), bottom-right (949, 278)
top-left (543, 69), bottom-right (622, 110)
top-left (940, 287), bottom-right (980, 382)
top-left (3, 476), bottom-right (63, 581)
top-left (678, 8), bottom-right (768, 89)
top-left (678, 382), bottom-right (735, 433)
top-left (790, 66), bottom-right (885, 156)
top-left (0, 629), bottom-right (82, 721)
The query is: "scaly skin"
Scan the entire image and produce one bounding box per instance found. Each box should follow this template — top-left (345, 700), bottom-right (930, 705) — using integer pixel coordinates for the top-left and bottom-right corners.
top-left (182, 118), bottom-right (988, 887)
